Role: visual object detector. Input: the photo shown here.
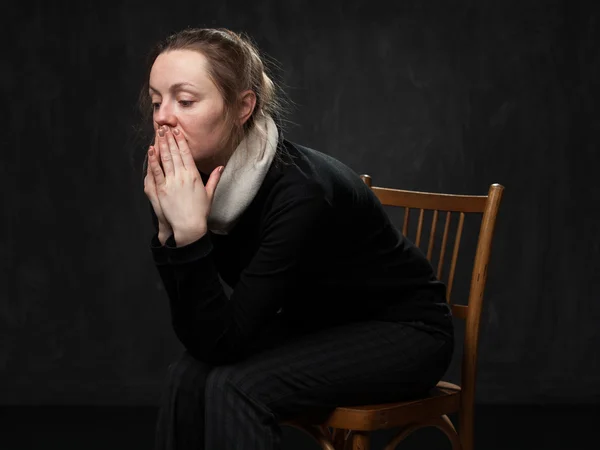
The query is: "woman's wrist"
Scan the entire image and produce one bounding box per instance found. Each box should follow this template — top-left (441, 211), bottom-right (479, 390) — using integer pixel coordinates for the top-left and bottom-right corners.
top-left (173, 224), bottom-right (208, 247)
top-left (158, 222), bottom-right (173, 245)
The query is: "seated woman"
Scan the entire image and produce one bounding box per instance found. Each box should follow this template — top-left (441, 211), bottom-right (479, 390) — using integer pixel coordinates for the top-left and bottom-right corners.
top-left (141, 27), bottom-right (454, 450)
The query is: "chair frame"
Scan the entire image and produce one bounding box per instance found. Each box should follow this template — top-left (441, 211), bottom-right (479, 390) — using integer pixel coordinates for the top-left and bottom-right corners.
top-left (283, 177), bottom-right (504, 450)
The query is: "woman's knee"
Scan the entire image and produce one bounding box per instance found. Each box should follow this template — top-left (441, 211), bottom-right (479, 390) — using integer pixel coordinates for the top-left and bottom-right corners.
top-left (205, 363), bottom-right (264, 405)
top-left (164, 350), bottom-right (213, 395)
top-left (204, 364), bottom-right (237, 396)
top-left (204, 363), bottom-right (278, 425)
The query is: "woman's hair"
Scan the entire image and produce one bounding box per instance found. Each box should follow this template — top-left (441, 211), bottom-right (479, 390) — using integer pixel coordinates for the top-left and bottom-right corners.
top-left (138, 27), bottom-right (290, 160)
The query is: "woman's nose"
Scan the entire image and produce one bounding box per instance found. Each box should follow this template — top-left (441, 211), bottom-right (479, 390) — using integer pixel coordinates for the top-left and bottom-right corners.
top-left (154, 103), bottom-right (177, 127)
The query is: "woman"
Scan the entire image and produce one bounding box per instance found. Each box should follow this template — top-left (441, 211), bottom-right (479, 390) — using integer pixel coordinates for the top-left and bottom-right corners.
top-left (142, 27), bottom-right (454, 450)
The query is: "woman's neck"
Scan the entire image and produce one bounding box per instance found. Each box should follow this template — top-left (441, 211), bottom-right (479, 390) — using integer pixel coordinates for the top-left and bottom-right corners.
top-left (197, 139), bottom-right (238, 176)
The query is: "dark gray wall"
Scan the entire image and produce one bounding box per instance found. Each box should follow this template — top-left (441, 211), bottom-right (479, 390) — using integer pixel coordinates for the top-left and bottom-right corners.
top-left (2, 0), bottom-right (598, 405)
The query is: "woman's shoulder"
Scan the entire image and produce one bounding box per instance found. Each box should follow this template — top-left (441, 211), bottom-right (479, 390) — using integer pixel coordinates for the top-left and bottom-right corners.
top-left (267, 139), bottom-right (375, 208)
top-left (273, 139), bottom-right (357, 182)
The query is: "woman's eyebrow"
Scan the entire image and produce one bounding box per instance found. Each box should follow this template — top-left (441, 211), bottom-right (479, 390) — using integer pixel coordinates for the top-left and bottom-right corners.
top-left (149, 82), bottom-right (199, 94)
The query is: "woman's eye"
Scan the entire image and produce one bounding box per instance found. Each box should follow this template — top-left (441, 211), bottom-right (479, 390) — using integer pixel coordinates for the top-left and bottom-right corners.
top-left (152, 102), bottom-right (161, 110)
top-left (179, 100), bottom-right (193, 107)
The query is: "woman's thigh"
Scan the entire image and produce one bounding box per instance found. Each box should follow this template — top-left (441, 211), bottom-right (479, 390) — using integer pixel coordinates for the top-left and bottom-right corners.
top-left (206, 320), bottom-right (453, 421)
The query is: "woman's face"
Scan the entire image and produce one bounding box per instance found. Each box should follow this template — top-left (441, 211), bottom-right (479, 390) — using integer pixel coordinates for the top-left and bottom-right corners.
top-left (149, 49), bottom-right (228, 169)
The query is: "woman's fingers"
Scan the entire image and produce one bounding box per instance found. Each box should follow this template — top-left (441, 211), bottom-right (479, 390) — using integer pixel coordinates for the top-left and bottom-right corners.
top-left (172, 128), bottom-right (196, 170)
top-left (165, 127), bottom-right (185, 171)
top-left (148, 145), bottom-right (166, 186)
top-left (157, 126), bottom-right (175, 177)
top-left (153, 131), bottom-right (160, 165)
top-left (143, 147), bottom-right (154, 193)
top-left (204, 165), bottom-right (224, 204)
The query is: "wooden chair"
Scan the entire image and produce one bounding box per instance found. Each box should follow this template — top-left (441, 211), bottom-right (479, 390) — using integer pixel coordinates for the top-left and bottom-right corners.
top-left (283, 176), bottom-right (504, 450)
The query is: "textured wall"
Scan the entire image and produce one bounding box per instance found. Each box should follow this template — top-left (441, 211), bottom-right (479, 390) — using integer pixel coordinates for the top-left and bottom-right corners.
top-left (2, 0), bottom-right (598, 404)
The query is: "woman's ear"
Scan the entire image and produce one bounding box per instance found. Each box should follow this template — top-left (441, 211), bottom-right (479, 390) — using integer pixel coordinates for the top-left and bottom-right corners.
top-left (238, 90), bottom-right (257, 125)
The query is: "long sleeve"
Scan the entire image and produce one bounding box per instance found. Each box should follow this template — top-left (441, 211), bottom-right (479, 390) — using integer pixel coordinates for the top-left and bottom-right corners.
top-left (152, 187), bottom-right (331, 365)
top-left (147, 203), bottom-right (183, 318)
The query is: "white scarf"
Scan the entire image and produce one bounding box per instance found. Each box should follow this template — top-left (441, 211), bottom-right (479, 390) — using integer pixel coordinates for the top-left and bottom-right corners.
top-left (207, 115), bottom-right (279, 235)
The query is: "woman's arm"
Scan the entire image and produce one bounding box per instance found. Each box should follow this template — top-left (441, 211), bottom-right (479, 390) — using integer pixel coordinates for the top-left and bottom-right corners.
top-left (151, 189), bottom-right (330, 365)
top-left (148, 204), bottom-right (180, 308)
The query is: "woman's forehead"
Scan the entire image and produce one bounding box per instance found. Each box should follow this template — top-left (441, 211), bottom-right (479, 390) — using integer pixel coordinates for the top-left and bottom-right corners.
top-left (150, 50), bottom-right (212, 90)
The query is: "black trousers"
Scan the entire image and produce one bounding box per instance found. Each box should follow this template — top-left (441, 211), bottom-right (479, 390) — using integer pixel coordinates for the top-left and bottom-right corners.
top-left (154, 318), bottom-right (453, 450)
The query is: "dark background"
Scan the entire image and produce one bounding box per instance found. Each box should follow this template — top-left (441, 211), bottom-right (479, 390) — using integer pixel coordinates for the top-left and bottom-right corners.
top-left (2, 0), bottom-right (599, 408)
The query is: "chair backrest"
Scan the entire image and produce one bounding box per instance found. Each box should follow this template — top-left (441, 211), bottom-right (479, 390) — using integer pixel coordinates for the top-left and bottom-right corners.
top-left (360, 175), bottom-right (504, 405)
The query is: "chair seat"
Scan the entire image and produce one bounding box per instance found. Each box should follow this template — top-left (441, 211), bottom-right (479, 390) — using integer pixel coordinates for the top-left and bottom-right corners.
top-left (322, 381), bottom-right (461, 432)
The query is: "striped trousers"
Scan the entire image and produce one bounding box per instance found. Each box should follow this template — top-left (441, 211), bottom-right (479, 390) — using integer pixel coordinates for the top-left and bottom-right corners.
top-left (154, 318), bottom-right (453, 450)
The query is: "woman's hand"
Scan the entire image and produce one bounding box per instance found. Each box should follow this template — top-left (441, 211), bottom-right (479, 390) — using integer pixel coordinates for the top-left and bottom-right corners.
top-left (144, 132), bottom-right (172, 243)
top-left (147, 125), bottom-right (223, 247)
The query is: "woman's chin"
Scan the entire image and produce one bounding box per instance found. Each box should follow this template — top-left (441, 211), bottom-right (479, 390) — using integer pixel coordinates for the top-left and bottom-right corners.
top-left (194, 159), bottom-right (216, 176)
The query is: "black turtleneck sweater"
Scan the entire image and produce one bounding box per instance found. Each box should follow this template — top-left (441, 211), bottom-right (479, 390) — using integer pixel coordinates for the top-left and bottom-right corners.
top-left (149, 140), bottom-right (452, 365)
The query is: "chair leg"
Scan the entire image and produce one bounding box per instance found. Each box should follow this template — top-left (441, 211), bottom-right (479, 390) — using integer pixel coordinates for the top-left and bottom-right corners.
top-left (460, 386), bottom-right (475, 450)
top-left (331, 428), bottom-right (347, 450)
top-left (439, 415), bottom-right (463, 450)
top-left (459, 409), bottom-right (474, 450)
top-left (352, 431), bottom-right (370, 450)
